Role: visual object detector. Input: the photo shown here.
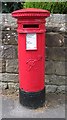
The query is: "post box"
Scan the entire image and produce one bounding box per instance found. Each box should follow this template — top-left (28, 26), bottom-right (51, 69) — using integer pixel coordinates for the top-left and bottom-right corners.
top-left (12, 8), bottom-right (50, 109)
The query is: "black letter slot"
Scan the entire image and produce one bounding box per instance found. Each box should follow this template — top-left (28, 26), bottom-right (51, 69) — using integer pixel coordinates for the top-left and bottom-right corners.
top-left (23, 24), bottom-right (39, 28)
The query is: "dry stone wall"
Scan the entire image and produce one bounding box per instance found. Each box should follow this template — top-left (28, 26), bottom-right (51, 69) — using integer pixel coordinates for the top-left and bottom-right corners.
top-left (0, 14), bottom-right (67, 93)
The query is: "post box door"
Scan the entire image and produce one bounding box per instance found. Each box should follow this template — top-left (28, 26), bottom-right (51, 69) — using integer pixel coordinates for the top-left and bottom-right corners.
top-left (18, 32), bottom-right (45, 92)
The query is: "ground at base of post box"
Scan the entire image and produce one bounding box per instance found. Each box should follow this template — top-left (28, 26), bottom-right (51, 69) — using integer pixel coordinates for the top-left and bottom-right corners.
top-left (1, 90), bottom-right (65, 118)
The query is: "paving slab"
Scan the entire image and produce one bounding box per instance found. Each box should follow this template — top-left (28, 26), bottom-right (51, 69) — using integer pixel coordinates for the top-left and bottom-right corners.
top-left (1, 93), bottom-right (65, 119)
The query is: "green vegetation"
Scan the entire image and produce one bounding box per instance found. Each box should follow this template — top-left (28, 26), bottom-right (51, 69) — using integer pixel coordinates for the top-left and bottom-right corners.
top-left (2, 2), bottom-right (23, 13)
top-left (2, 2), bottom-right (67, 14)
top-left (23, 2), bottom-right (67, 14)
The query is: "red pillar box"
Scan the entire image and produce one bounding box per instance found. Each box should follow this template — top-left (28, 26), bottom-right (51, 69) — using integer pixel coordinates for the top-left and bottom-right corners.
top-left (12, 8), bottom-right (50, 109)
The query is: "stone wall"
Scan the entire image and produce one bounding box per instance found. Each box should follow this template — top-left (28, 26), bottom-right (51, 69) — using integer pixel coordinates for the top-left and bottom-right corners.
top-left (0, 14), bottom-right (67, 93)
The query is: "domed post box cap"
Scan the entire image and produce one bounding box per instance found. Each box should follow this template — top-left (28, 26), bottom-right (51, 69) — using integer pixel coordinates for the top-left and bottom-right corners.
top-left (12, 8), bottom-right (50, 18)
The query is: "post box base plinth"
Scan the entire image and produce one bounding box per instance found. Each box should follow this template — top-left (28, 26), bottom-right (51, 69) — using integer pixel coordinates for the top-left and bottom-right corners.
top-left (19, 87), bottom-right (45, 109)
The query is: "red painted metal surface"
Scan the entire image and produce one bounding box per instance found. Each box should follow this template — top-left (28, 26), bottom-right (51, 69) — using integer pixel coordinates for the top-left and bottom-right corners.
top-left (12, 8), bottom-right (50, 92)
top-left (12, 8), bottom-right (50, 18)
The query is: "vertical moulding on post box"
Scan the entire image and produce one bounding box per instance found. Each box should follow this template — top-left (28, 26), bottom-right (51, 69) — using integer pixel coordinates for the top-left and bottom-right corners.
top-left (12, 8), bottom-right (50, 109)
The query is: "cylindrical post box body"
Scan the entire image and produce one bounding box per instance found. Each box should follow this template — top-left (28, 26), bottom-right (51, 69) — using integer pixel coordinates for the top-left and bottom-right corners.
top-left (12, 8), bottom-right (50, 109)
